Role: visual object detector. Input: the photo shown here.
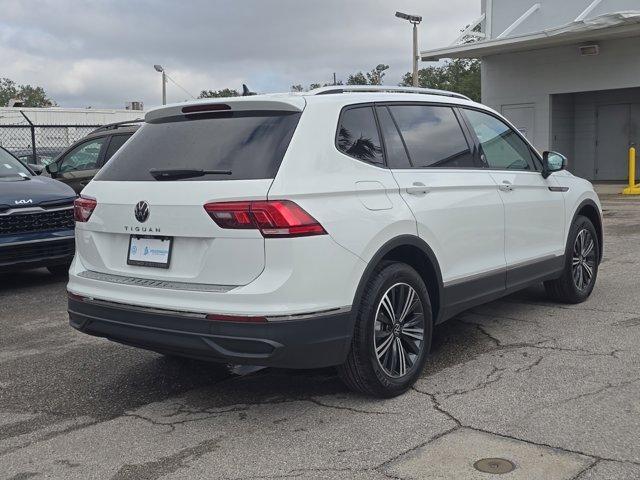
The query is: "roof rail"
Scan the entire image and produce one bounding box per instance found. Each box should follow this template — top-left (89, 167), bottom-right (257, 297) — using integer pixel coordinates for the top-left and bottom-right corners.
top-left (309, 85), bottom-right (471, 101)
top-left (90, 119), bottom-right (144, 134)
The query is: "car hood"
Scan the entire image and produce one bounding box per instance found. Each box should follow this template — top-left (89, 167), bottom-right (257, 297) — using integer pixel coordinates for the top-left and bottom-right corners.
top-left (0, 175), bottom-right (76, 211)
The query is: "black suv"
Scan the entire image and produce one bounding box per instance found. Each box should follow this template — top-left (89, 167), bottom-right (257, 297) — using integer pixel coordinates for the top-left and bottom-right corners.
top-left (0, 147), bottom-right (76, 275)
top-left (45, 121), bottom-right (140, 193)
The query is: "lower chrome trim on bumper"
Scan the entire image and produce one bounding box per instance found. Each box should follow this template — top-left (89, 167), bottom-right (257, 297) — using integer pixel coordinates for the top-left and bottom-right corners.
top-left (77, 270), bottom-right (237, 293)
top-left (67, 293), bottom-right (351, 323)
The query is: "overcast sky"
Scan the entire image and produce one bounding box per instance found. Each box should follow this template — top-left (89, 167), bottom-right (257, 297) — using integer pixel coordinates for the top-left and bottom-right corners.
top-left (0, 0), bottom-right (479, 109)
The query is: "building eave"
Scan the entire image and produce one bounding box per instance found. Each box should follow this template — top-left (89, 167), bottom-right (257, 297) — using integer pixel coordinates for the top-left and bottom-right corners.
top-left (421, 11), bottom-right (640, 60)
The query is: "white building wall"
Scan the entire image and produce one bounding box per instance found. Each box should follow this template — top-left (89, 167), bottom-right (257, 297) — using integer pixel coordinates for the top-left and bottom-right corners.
top-left (482, 35), bottom-right (640, 152)
top-left (0, 107), bottom-right (143, 126)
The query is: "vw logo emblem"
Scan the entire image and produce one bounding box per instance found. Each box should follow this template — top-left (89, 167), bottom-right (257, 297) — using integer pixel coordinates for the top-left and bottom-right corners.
top-left (134, 201), bottom-right (150, 223)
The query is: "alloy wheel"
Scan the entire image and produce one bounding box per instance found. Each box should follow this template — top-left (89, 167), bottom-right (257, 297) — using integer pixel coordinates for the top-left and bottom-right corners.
top-left (373, 282), bottom-right (425, 378)
top-left (572, 228), bottom-right (597, 291)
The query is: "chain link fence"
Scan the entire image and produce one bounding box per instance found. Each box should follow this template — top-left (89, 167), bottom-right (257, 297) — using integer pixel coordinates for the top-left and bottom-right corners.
top-left (0, 111), bottom-right (101, 165)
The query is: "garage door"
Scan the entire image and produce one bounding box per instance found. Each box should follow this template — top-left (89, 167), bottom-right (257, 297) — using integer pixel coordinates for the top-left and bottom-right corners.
top-left (595, 103), bottom-right (640, 181)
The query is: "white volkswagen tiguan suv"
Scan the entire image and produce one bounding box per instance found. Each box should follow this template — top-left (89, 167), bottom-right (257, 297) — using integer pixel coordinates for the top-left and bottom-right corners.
top-left (68, 86), bottom-right (602, 397)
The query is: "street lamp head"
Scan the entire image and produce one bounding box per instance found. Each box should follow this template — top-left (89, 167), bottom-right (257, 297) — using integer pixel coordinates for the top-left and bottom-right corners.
top-left (395, 11), bottom-right (422, 23)
top-left (153, 64), bottom-right (164, 73)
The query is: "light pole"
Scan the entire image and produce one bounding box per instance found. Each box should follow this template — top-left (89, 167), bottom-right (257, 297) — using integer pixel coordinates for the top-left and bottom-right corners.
top-left (154, 64), bottom-right (167, 105)
top-left (395, 12), bottom-right (422, 87)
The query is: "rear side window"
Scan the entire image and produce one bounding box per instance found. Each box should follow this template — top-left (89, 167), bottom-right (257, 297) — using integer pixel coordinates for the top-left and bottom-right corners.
top-left (336, 107), bottom-right (384, 166)
top-left (95, 111), bottom-right (301, 181)
top-left (389, 105), bottom-right (474, 169)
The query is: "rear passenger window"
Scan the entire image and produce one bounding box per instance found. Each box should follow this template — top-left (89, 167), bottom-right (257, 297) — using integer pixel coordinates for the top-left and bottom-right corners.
top-left (376, 106), bottom-right (411, 169)
top-left (389, 105), bottom-right (474, 169)
top-left (463, 109), bottom-right (535, 171)
top-left (336, 107), bottom-right (384, 166)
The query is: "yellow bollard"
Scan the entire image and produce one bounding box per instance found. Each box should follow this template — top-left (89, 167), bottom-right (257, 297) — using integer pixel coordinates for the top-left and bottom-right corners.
top-left (622, 146), bottom-right (640, 195)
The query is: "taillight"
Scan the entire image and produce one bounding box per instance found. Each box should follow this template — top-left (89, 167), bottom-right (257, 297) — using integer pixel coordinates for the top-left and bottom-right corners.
top-left (74, 196), bottom-right (97, 222)
top-left (204, 200), bottom-right (326, 238)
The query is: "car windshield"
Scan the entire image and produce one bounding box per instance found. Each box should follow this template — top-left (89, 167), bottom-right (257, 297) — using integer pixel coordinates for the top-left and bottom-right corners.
top-left (0, 148), bottom-right (31, 178)
top-left (95, 110), bottom-right (301, 182)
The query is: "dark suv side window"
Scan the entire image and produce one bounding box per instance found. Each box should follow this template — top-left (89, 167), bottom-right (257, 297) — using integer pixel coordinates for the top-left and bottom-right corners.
top-left (104, 134), bottom-right (131, 163)
top-left (336, 106), bottom-right (384, 166)
top-left (388, 105), bottom-right (475, 169)
top-left (59, 137), bottom-right (107, 173)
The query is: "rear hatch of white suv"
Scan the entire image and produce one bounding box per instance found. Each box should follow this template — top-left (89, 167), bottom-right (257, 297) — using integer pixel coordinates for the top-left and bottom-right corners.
top-left (75, 97), bottom-right (305, 287)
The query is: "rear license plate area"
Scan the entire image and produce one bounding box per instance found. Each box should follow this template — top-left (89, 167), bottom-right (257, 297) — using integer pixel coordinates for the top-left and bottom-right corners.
top-left (127, 235), bottom-right (172, 268)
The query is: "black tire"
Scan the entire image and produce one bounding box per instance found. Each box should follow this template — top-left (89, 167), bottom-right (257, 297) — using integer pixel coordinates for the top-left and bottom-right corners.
top-left (544, 215), bottom-right (599, 304)
top-left (338, 261), bottom-right (432, 398)
top-left (47, 264), bottom-right (70, 277)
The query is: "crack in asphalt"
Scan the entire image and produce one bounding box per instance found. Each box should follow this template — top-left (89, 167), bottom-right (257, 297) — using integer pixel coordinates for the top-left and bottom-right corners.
top-left (110, 437), bottom-right (222, 480)
top-left (514, 355), bottom-right (545, 373)
top-left (570, 458), bottom-right (602, 480)
top-left (372, 426), bottom-right (460, 479)
top-left (121, 396), bottom-right (396, 434)
top-left (519, 377), bottom-right (640, 421)
top-left (410, 385), bottom-right (640, 467)
top-left (465, 321), bottom-right (625, 358)
top-left (437, 364), bottom-right (508, 399)
top-left (503, 299), bottom-right (640, 318)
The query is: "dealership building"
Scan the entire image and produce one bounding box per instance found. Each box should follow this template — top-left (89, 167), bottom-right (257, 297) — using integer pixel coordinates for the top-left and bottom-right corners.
top-left (421, 0), bottom-right (640, 181)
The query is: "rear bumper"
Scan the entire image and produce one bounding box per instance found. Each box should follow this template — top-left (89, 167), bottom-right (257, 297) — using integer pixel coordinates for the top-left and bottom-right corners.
top-left (0, 233), bottom-right (75, 272)
top-left (68, 297), bottom-right (355, 369)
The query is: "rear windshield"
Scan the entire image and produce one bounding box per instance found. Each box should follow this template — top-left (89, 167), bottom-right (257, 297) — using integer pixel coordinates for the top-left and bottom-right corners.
top-left (95, 110), bottom-right (301, 181)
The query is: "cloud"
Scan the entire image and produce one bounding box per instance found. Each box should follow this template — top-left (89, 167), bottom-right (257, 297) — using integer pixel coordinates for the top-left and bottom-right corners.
top-left (0, 0), bottom-right (480, 108)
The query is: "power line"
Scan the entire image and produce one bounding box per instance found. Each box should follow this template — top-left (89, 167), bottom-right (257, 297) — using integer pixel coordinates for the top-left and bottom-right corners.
top-left (164, 72), bottom-right (196, 99)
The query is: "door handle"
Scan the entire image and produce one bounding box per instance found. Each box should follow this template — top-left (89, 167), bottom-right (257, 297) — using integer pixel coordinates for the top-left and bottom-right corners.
top-left (406, 182), bottom-right (429, 196)
top-left (498, 181), bottom-right (513, 192)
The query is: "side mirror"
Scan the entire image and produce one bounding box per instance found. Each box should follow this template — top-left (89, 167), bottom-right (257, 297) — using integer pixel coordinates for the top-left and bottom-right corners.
top-left (542, 151), bottom-right (567, 179)
top-left (45, 162), bottom-right (59, 175)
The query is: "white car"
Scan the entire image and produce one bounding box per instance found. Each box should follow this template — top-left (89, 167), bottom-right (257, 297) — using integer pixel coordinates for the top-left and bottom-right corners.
top-left (68, 86), bottom-right (602, 397)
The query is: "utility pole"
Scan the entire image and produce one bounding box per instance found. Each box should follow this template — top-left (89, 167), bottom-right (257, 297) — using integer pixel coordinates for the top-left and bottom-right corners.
top-left (396, 12), bottom-right (423, 87)
top-left (333, 72), bottom-right (337, 85)
top-left (412, 21), bottom-right (419, 87)
top-left (154, 65), bottom-right (167, 105)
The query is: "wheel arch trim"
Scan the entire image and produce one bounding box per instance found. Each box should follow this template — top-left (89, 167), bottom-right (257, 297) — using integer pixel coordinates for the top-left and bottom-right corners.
top-left (351, 235), bottom-right (444, 324)
top-left (571, 198), bottom-right (603, 263)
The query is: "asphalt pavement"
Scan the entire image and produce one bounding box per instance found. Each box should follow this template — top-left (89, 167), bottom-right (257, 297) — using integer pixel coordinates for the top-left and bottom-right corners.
top-left (1, 196), bottom-right (639, 479)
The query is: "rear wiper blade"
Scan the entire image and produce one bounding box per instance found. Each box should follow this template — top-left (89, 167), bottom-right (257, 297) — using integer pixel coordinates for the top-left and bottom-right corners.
top-left (149, 168), bottom-right (232, 180)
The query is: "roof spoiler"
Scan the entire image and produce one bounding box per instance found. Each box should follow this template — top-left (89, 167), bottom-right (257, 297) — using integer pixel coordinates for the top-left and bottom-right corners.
top-left (145, 98), bottom-right (304, 123)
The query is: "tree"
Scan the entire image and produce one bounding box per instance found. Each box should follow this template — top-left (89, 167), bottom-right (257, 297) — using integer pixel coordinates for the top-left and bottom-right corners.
top-left (346, 72), bottom-right (367, 85)
top-left (400, 59), bottom-right (481, 102)
top-left (290, 80), bottom-right (343, 92)
top-left (198, 88), bottom-right (239, 98)
top-left (0, 77), bottom-right (56, 107)
top-left (346, 64), bottom-right (389, 86)
top-left (367, 64), bottom-right (389, 85)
